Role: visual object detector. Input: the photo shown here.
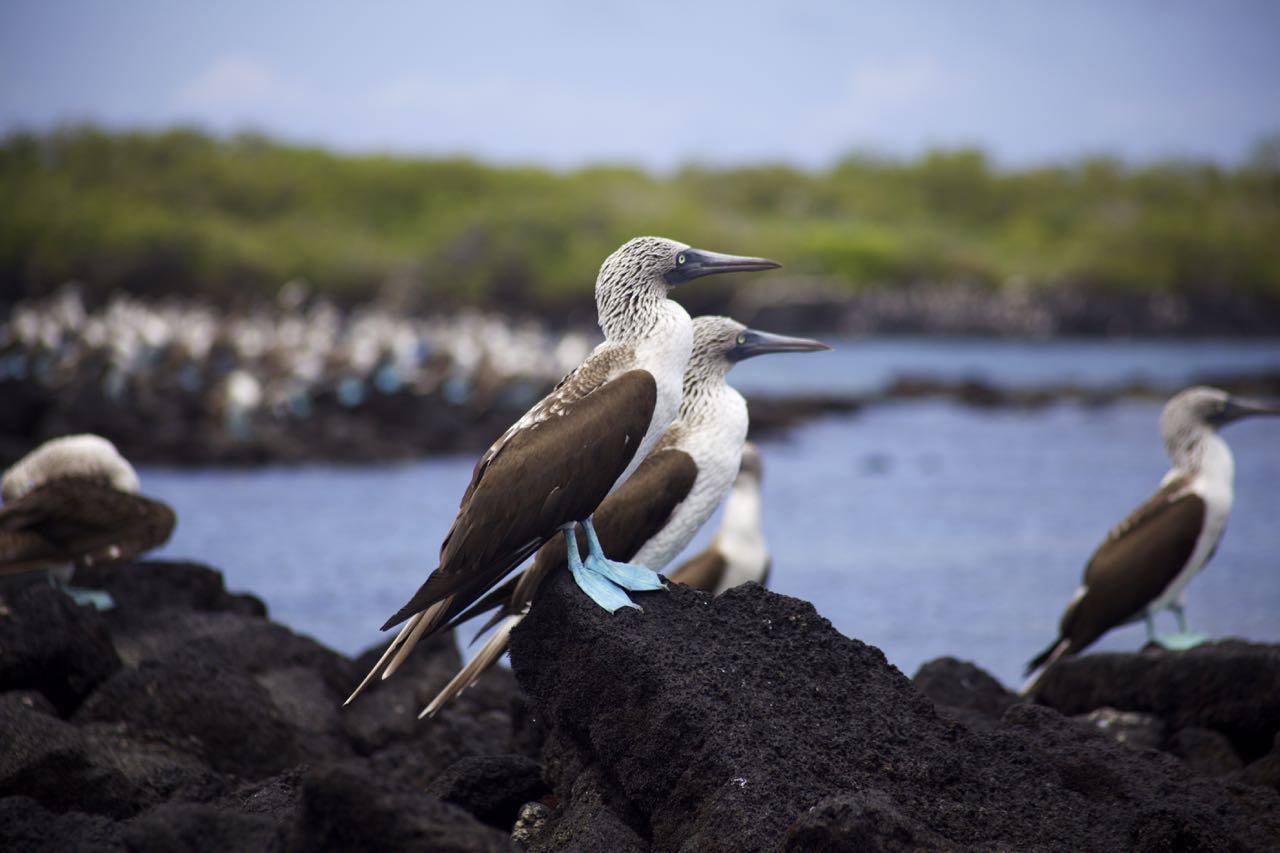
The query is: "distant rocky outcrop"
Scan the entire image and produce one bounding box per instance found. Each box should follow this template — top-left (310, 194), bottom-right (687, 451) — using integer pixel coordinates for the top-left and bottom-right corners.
top-left (3, 561), bottom-right (1279, 851)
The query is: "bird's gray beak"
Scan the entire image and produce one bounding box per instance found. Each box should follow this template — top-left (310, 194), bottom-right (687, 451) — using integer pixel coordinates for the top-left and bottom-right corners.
top-left (727, 329), bottom-right (831, 362)
top-left (1216, 396), bottom-right (1280, 424)
top-left (664, 248), bottom-right (781, 286)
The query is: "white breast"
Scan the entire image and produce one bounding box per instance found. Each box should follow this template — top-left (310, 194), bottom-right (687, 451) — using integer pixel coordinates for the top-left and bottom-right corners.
top-left (1149, 433), bottom-right (1235, 612)
top-left (608, 300), bottom-right (693, 495)
top-left (633, 386), bottom-right (748, 570)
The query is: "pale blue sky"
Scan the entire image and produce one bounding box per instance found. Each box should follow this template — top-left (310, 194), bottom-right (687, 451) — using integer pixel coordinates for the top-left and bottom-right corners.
top-left (2, 1), bottom-right (1277, 169)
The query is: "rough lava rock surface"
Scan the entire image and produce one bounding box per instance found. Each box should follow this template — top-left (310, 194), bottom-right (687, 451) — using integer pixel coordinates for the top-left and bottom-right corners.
top-left (509, 571), bottom-right (1280, 851)
top-left (0, 560), bottom-right (521, 852)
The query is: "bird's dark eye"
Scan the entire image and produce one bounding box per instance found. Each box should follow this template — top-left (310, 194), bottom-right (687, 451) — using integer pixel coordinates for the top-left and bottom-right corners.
top-left (736, 333), bottom-right (747, 345)
top-left (677, 253), bottom-right (687, 265)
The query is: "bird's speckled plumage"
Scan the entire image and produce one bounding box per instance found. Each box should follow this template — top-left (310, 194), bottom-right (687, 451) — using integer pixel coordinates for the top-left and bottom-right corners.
top-left (348, 237), bottom-right (706, 703)
top-left (420, 320), bottom-right (826, 718)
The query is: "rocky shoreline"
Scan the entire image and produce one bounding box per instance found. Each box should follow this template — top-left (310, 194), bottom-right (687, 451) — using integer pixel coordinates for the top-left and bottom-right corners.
top-left (3, 560), bottom-right (1278, 851)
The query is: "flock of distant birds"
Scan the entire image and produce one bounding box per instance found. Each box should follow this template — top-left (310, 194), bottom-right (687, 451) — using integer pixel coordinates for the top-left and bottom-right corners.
top-left (2, 284), bottom-right (595, 444)
top-left (2, 236), bottom-right (1277, 716)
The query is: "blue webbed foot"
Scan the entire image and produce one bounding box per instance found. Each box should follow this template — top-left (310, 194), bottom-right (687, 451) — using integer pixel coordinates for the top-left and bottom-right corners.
top-left (581, 516), bottom-right (664, 592)
top-left (1154, 631), bottom-right (1208, 651)
top-left (568, 559), bottom-right (638, 612)
top-left (57, 581), bottom-right (116, 611)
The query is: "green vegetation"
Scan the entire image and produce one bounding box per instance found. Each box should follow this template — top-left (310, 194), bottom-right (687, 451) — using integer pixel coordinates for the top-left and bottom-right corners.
top-left (2, 126), bottom-right (1278, 309)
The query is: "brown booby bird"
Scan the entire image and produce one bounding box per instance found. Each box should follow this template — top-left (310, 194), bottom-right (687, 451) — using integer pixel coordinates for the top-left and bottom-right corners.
top-left (419, 319), bottom-right (827, 717)
top-left (1, 434), bottom-right (177, 608)
top-left (1024, 386), bottom-right (1280, 691)
top-left (668, 442), bottom-right (770, 594)
top-left (346, 240), bottom-right (781, 703)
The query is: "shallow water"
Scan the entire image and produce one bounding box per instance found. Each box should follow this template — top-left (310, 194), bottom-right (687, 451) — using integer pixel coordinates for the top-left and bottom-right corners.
top-left (140, 338), bottom-right (1280, 689)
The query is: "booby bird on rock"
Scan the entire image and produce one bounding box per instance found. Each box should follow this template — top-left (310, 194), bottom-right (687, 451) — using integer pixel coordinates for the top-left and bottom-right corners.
top-left (346, 241), bottom-right (781, 704)
top-left (669, 442), bottom-right (771, 594)
top-left (1, 434), bottom-right (177, 608)
top-left (419, 319), bottom-right (827, 717)
top-left (1024, 386), bottom-right (1280, 691)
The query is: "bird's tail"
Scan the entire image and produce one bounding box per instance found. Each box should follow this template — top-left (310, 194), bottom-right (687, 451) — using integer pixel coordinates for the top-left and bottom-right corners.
top-left (1020, 637), bottom-right (1070, 697)
top-left (420, 612), bottom-right (524, 719)
top-left (344, 595), bottom-right (454, 706)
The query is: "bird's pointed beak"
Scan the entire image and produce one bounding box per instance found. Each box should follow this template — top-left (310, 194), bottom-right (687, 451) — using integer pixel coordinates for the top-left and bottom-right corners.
top-left (1217, 396), bottom-right (1280, 424)
top-left (664, 248), bottom-right (781, 286)
top-left (727, 329), bottom-right (831, 362)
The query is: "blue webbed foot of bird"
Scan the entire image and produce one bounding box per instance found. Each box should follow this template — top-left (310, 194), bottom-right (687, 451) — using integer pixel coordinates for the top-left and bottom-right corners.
top-left (1154, 631), bottom-right (1209, 651)
top-left (564, 527), bottom-right (637, 612)
top-left (581, 516), bottom-right (665, 593)
top-left (54, 579), bottom-right (116, 611)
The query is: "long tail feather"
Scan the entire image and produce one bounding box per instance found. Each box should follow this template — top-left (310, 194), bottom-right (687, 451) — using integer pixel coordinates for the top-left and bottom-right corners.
top-left (345, 612), bottom-right (423, 705)
top-left (421, 613), bottom-right (523, 719)
top-left (1020, 637), bottom-right (1070, 697)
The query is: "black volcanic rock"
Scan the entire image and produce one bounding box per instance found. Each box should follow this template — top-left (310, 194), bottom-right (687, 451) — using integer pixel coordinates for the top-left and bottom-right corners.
top-left (911, 656), bottom-right (1020, 732)
top-left (284, 763), bottom-right (515, 852)
top-left (0, 561), bottom-right (526, 850)
top-left (427, 754), bottom-right (550, 832)
top-left (0, 582), bottom-right (121, 715)
top-left (509, 571), bottom-right (1280, 851)
top-left (1032, 641), bottom-right (1280, 761)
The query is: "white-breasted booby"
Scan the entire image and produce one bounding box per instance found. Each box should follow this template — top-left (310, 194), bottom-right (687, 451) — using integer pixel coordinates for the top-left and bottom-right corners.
top-left (421, 320), bottom-right (824, 715)
top-left (1, 434), bottom-right (177, 608)
top-left (1024, 386), bottom-right (1280, 691)
top-left (417, 319), bottom-right (827, 717)
top-left (668, 442), bottom-right (771, 594)
top-left (346, 241), bottom-right (781, 704)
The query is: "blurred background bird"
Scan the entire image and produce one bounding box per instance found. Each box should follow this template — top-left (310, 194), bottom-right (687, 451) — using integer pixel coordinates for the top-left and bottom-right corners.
top-left (1, 434), bottom-right (177, 609)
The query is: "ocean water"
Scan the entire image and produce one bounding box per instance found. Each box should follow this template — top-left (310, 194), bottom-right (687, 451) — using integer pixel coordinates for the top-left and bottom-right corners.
top-left (139, 338), bottom-right (1280, 689)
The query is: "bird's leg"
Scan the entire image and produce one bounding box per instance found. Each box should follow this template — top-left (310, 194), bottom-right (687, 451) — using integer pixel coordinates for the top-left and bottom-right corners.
top-left (1144, 611), bottom-right (1158, 644)
top-left (48, 566), bottom-right (115, 611)
top-left (563, 525), bottom-right (637, 613)
top-left (581, 516), bottom-right (665, 593)
top-left (1157, 604), bottom-right (1208, 651)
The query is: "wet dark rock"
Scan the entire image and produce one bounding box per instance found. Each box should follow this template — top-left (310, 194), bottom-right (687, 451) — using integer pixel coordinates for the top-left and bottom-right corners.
top-left (510, 571), bottom-right (1280, 851)
top-left (781, 790), bottom-right (954, 852)
top-left (912, 656), bottom-right (1020, 732)
top-left (121, 802), bottom-right (280, 852)
top-left (1170, 726), bottom-right (1245, 777)
top-left (1033, 640), bottom-right (1280, 761)
top-left (1238, 734), bottom-right (1280, 792)
top-left (284, 763), bottom-right (515, 852)
top-left (1076, 707), bottom-right (1167, 752)
top-left (0, 796), bottom-right (123, 852)
top-left (75, 644), bottom-right (303, 779)
top-left (428, 754), bottom-right (549, 832)
top-left (0, 582), bottom-right (121, 715)
top-left (75, 560), bottom-right (266, 622)
top-left (0, 693), bottom-right (141, 818)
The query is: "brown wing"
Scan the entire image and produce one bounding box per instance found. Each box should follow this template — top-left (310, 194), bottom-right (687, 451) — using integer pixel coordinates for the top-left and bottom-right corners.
top-left (668, 546), bottom-right (728, 592)
top-left (1060, 482), bottom-right (1206, 654)
top-left (0, 479), bottom-right (177, 577)
top-left (381, 369), bottom-right (658, 630)
top-left (441, 447), bottom-right (700, 635)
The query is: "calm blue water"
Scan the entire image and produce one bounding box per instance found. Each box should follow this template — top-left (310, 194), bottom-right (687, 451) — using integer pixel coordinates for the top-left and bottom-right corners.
top-left (139, 338), bottom-right (1280, 689)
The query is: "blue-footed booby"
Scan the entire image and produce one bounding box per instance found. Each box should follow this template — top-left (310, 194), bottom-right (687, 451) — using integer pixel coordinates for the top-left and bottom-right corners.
top-left (1024, 386), bottom-right (1280, 692)
top-left (419, 319), bottom-right (827, 717)
top-left (668, 442), bottom-right (771, 594)
top-left (346, 242), bottom-right (781, 704)
top-left (1, 434), bottom-right (177, 608)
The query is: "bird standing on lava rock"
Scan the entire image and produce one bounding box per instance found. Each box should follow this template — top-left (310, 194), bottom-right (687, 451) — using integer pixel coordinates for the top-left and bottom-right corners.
top-left (347, 237), bottom-right (781, 702)
top-left (1024, 386), bottom-right (1280, 692)
top-left (419, 319), bottom-right (827, 718)
top-left (1, 433), bottom-right (177, 609)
